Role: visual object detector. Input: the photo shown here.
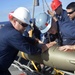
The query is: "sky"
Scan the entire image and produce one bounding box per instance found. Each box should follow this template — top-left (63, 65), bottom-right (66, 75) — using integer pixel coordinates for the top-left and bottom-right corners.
top-left (0, 0), bottom-right (75, 22)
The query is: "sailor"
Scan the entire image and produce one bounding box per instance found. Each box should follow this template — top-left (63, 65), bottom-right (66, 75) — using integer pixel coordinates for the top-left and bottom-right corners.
top-left (36, 0), bottom-right (75, 48)
top-left (35, 12), bottom-right (57, 73)
top-left (46, 1), bottom-right (75, 73)
top-left (36, 12), bottom-right (57, 47)
top-left (59, 2), bottom-right (75, 51)
top-left (0, 7), bottom-right (55, 75)
top-left (35, 4), bottom-right (75, 73)
top-left (47, 0), bottom-right (73, 46)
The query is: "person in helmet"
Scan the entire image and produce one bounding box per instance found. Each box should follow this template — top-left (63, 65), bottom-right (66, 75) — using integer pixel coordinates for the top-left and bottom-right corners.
top-left (47, 0), bottom-right (75, 46)
top-left (48, 0), bottom-right (68, 20)
top-left (36, 13), bottom-right (50, 43)
top-left (0, 7), bottom-right (55, 75)
top-left (35, 12), bottom-right (57, 44)
top-left (48, 0), bottom-right (75, 52)
top-left (35, 12), bottom-right (57, 73)
top-left (59, 2), bottom-right (75, 52)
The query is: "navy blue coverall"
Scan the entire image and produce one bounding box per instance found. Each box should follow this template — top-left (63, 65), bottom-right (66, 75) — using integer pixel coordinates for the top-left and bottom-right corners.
top-left (40, 10), bottom-right (75, 46)
top-left (57, 10), bottom-right (75, 45)
top-left (0, 22), bottom-right (41, 75)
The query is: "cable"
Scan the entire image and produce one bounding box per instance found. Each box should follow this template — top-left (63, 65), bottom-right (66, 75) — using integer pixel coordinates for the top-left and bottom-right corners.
top-left (42, 0), bottom-right (45, 12)
top-left (44, 0), bottom-right (51, 11)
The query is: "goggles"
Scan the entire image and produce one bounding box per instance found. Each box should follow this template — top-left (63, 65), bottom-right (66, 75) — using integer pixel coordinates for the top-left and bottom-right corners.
top-left (16, 19), bottom-right (28, 27)
top-left (67, 10), bottom-right (75, 14)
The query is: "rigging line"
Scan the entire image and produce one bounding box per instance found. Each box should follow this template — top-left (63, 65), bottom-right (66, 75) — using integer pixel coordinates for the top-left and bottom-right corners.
top-left (31, 0), bottom-right (35, 29)
top-left (44, 0), bottom-right (51, 11)
top-left (42, 0), bottom-right (45, 12)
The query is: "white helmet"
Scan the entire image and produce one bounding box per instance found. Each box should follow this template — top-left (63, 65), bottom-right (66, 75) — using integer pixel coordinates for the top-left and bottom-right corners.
top-left (10, 7), bottom-right (31, 25)
top-left (35, 13), bottom-right (52, 33)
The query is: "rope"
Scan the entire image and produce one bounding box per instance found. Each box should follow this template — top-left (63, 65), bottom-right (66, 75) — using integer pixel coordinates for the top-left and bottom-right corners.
top-left (42, 0), bottom-right (45, 12)
top-left (42, 0), bottom-right (51, 13)
top-left (44, 0), bottom-right (51, 11)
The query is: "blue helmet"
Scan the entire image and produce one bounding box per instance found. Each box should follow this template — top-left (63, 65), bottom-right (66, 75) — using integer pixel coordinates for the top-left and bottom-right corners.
top-left (35, 13), bottom-right (52, 33)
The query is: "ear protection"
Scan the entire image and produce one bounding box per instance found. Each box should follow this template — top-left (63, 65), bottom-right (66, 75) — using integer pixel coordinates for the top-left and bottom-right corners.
top-left (8, 11), bottom-right (14, 20)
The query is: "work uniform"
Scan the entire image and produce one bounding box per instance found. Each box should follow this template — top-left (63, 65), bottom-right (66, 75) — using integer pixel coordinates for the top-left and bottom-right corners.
top-left (40, 33), bottom-right (58, 43)
top-left (56, 10), bottom-right (75, 45)
top-left (0, 22), bottom-right (42, 75)
top-left (58, 19), bottom-right (75, 45)
top-left (41, 10), bottom-right (75, 46)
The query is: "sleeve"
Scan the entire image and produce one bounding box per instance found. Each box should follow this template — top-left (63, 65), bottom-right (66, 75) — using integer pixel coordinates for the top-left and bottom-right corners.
top-left (7, 32), bottom-right (42, 55)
